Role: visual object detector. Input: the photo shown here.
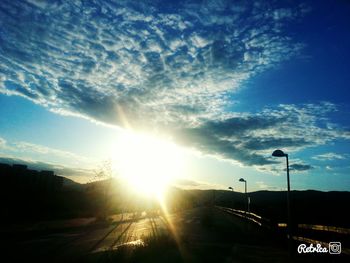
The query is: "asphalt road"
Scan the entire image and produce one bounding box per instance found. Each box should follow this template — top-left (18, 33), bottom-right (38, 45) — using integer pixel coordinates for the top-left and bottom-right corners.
top-left (3, 208), bottom-right (234, 261)
top-left (3, 207), bottom-right (347, 262)
top-left (5, 213), bottom-right (169, 262)
top-left (2, 207), bottom-right (286, 262)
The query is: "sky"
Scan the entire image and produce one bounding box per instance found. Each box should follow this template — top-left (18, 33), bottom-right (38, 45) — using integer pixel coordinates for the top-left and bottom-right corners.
top-left (0, 0), bottom-right (350, 192)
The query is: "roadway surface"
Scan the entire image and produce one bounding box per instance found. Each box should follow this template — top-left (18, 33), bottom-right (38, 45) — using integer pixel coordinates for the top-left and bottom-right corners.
top-left (4, 213), bottom-right (168, 262)
top-left (3, 207), bottom-right (347, 262)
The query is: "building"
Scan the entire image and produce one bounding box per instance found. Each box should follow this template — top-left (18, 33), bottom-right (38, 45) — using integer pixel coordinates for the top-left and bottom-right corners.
top-left (0, 163), bottom-right (63, 193)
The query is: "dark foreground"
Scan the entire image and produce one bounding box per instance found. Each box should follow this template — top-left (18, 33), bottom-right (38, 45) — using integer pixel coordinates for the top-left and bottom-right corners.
top-left (1, 207), bottom-right (348, 262)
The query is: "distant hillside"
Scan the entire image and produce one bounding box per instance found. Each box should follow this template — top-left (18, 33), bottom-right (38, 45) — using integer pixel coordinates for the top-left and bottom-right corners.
top-left (1, 165), bottom-right (349, 228)
top-left (61, 176), bottom-right (84, 190)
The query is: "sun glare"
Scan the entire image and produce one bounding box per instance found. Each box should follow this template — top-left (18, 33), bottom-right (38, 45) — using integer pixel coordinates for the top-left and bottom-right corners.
top-left (111, 131), bottom-right (185, 197)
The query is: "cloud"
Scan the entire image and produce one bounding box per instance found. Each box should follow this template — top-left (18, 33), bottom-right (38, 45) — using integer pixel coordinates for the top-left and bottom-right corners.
top-left (256, 181), bottom-right (269, 189)
top-left (2, 1), bottom-right (349, 171)
top-left (260, 159), bottom-right (314, 174)
top-left (287, 163), bottom-right (313, 172)
top-left (0, 0), bottom-right (306, 128)
top-left (0, 137), bottom-right (6, 148)
top-left (172, 102), bottom-right (349, 167)
top-left (173, 178), bottom-right (225, 190)
top-left (256, 181), bottom-right (282, 191)
top-left (0, 136), bottom-right (96, 170)
top-left (13, 141), bottom-right (90, 163)
top-left (312, 152), bottom-right (348, 161)
top-left (325, 165), bottom-right (333, 171)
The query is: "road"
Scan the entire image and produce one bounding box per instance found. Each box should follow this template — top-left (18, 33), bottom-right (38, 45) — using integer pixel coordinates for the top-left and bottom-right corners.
top-left (4, 207), bottom-right (346, 262)
top-left (3, 208), bottom-right (226, 261)
top-left (3, 207), bottom-right (281, 262)
top-left (4, 213), bottom-right (170, 262)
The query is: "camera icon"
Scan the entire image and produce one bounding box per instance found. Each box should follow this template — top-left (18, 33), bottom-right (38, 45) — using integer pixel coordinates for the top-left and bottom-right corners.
top-left (329, 242), bottom-right (341, 254)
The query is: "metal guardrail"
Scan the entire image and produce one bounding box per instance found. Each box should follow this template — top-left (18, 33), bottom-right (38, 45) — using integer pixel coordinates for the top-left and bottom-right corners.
top-left (218, 205), bottom-right (350, 234)
top-left (297, 224), bottom-right (350, 235)
top-left (217, 206), bottom-right (350, 256)
top-left (216, 206), bottom-right (272, 228)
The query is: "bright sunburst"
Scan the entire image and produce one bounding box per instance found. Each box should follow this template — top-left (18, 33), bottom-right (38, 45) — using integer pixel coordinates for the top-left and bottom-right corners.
top-left (111, 131), bottom-right (185, 197)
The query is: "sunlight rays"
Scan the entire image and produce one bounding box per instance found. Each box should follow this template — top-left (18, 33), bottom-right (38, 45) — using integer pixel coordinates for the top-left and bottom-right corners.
top-left (109, 129), bottom-right (189, 260)
top-left (111, 131), bottom-right (185, 198)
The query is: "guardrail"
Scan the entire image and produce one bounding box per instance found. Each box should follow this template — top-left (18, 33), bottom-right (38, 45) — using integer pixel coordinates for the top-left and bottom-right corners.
top-left (216, 206), bottom-right (272, 228)
top-left (297, 224), bottom-right (350, 235)
top-left (217, 205), bottom-right (350, 256)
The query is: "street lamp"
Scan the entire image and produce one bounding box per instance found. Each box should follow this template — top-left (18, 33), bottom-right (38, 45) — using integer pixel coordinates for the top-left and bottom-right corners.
top-left (239, 178), bottom-right (247, 193)
top-left (272, 150), bottom-right (292, 247)
top-left (239, 178), bottom-right (249, 214)
top-left (228, 186), bottom-right (234, 191)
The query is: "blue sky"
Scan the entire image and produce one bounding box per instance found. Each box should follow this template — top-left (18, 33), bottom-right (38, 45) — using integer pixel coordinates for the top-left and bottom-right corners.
top-left (0, 0), bottom-right (350, 191)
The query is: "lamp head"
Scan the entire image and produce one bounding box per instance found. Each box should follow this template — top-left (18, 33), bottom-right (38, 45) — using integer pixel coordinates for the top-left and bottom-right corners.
top-left (239, 178), bottom-right (246, 182)
top-left (272, 149), bottom-right (287, 157)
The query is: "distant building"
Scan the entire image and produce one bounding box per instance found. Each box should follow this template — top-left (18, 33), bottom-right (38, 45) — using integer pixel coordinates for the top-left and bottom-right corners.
top-left (0, 162), bottom-right (63, 193)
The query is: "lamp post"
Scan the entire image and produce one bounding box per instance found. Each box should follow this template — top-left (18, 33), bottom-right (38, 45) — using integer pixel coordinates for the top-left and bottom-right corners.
top-left (239, 178), bottom-right (249, 214)
top-left (272, 149), bottom-right (292, 252)
top-left (228, 186), bottom-right (234, 191)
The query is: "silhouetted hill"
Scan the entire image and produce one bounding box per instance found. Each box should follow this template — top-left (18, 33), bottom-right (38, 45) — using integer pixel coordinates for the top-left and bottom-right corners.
top-left (1, 164), bottom-right (349, 228)
top-left (62, 176), bottom-right (85, 190)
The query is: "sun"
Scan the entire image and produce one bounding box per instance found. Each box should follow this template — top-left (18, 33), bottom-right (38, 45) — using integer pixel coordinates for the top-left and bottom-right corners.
top-left (111, 131), bottom-right (185, 197)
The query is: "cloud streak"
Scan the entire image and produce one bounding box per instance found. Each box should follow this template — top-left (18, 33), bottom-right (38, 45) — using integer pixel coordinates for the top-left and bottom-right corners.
top-left (0, 136), bottom-right (95, 170)
top-left (174, 178), bottom-right (225, 190)
top-left (312, 152), bottom-right (348, 161)
top-left (172, 102), bottom-right (350, 167)
top-left (288, 163), bottom-right (313, 172)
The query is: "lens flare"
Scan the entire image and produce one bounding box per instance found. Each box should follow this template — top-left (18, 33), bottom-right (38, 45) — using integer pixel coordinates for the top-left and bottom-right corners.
top-left (111, 131), bottom-right (185, 197)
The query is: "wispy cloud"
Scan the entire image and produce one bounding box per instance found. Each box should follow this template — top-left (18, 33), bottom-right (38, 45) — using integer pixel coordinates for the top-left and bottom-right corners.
top-left (0, 137), bottom-right (6, 148)
top-left (173, 178), bottom-right (225, 190)
top-left (288, 163), bottom-right (313, 172)
top-left (0, 136), bottom-right (95, 170)
top-left (325, 165), bottom-right (333, 171)
top-left (312, 152), bottom-right (348, 161)
top-left (256, 181), bottom-right (282, 191)
top-left (172, 102), bottom-right (349, 167)
top-left (256, 181), bottom-right (269, 189)
top-left (13, 141), bottom-right (91, 163)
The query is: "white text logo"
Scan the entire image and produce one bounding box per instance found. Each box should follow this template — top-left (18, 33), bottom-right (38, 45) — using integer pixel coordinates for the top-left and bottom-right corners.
top-left (297, 243), bottom-right (328, 254)
top-left (297, 242), bottom-right (341, 255)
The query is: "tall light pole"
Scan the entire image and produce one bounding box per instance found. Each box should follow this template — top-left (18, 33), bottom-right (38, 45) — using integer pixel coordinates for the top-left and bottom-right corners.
top-left (239, 178), bottom-right (249, 214)
top-left (272, 149), bottom-right (292, 252)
